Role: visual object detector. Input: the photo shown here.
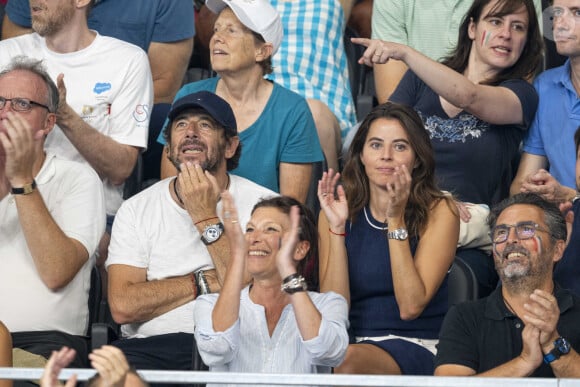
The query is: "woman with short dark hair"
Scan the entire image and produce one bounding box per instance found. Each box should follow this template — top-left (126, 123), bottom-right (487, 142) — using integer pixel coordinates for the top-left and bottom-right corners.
top-left (193, 192), bottom-right (349, 381)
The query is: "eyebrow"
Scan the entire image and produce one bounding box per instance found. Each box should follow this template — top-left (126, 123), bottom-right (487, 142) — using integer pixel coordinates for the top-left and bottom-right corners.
top-left (245, 221), bottom-right (284, 229)
top-left (174, 112), bottom-right (216, 123)
top-left (482, 11), bottom-right (528, 25)
top-left (367, 137), bottom-right (410, 143)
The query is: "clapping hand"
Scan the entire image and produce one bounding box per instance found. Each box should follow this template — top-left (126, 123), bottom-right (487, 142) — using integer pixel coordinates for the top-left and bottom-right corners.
top-left (0, 112), bottom-right (43, 187)
top-left (521, 169), bottom-right (571, 204)
top-left (88, 345), bottom-right (131, 387)
top-left (40, 347), bottom-right (77, 387)
top-left (318, 169), bottom-right (348, 234)
top-left (220, 190), bottom-right (246, 262)
top-left (275, 205), bottom-right (304, 277)
top-left (384, 164), bottom-right (412, 219)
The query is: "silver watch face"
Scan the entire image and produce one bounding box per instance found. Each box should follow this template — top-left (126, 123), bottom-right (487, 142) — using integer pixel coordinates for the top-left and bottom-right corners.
top-left (389, 228), bottom-right (408, 240)
top-left (202, 223), bottom-right (223, 244)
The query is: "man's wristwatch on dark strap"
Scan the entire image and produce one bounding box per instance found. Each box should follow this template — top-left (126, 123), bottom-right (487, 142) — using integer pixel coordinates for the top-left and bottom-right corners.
top-left (11, 180), bottom-right (37, 195)
top-left (543, 337), bottom-right (571, 364)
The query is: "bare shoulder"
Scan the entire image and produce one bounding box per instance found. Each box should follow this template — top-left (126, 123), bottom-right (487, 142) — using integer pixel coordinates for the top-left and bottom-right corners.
top-left (430, 196), bottom-right (459, 221)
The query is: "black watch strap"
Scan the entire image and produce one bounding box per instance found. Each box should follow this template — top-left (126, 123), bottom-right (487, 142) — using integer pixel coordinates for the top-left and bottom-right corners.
top-left (11, 180), bottom-right (37, 195)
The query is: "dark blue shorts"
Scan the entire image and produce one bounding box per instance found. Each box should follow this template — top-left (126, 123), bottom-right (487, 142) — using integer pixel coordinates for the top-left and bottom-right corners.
top-left (360, 338), bottom-right (435, 375)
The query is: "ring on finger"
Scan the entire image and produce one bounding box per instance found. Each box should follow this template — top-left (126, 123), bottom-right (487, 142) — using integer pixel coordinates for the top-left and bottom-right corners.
top-left (231, 219), bottom-right (239, 224)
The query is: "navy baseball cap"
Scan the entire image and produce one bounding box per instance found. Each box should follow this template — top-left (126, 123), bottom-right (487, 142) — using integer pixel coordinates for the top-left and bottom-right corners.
top-left (167, 91), bottom-right (237, 136)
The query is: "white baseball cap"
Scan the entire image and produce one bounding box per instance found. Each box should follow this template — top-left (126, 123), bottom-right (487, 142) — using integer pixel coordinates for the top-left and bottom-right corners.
top-left (206, 0), bottom-right (283, 54)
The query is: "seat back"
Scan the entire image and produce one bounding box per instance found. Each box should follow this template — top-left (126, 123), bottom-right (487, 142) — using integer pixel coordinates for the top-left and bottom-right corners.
top-left (88, 266), bottom-right (120, 350)
top-left (305, 160), bottom-right (325, 216)
top-left (343, 25), bottom-right (376, 121)
top-left (448, 256), bottom-right (479, 306)
top-left (123, 154), bottom-right (143, 199)
top-left (343, 25), bottom-right (364, 107)
top-left (88, 265), bottom-right (102, 330)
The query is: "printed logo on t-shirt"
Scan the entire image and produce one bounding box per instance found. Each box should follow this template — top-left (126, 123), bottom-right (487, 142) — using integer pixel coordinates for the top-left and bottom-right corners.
top-left (133, 104), bottom-right (150, 123)
top-left (93, 82), bottom-right (112, 94)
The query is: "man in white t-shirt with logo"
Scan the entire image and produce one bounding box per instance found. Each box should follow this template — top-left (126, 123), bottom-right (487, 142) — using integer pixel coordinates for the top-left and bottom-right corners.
top-left (0, 0), bottom-right (153, 266)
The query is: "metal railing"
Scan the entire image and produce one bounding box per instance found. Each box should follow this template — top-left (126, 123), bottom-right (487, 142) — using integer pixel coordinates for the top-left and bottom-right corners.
top-left (1, 368), bottom-right (580, 386)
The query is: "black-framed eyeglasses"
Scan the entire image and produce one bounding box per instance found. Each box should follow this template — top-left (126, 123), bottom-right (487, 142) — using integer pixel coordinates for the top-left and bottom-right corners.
top-left (0, 97), bottom-right (50, 112)
top-left (490, 221), bottom-right (552, 244)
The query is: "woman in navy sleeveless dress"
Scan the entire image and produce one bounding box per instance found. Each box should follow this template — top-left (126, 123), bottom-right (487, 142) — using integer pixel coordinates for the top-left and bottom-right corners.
top-left (318, 102), bottom-right (459, 375)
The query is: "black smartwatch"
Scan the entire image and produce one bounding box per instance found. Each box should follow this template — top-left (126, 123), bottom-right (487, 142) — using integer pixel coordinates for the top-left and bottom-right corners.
top-left (200, 222), bottom-right (224, 245)
top-left (543, 337), bottom-right (571, 364)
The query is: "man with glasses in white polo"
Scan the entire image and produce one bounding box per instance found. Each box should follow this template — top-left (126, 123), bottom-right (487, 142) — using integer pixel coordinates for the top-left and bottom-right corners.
top-left (0, 56), bottom-right (105, 368)
top-left (434, 193), bottom-right (580, 377)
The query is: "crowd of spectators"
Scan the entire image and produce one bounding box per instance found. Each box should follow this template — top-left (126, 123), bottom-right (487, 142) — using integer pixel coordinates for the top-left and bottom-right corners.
top-left (1, 0), bottom-right (580, 384)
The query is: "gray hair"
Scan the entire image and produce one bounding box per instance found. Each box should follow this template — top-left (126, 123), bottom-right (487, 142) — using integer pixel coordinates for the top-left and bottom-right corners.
top-left (488, 193), bottom-right (567, 243)
top-left (0, 55), bottom-right (58, 113)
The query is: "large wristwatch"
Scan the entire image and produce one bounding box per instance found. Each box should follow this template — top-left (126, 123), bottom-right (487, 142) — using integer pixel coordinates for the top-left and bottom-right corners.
top-left (194, 269), bottom-right (211, 295)
top-left (200, 222), bottom-right (224, 245)
top-left (387, 228), bottom-right (408, 241)
top-left (543, 337), bottom-right (571, 364)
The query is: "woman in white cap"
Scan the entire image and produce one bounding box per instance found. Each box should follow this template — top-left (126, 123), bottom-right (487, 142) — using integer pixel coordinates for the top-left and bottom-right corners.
top-left (159, 0), bottom-right (324, 205)
top-left (193, 192), bottom-right (349, 381)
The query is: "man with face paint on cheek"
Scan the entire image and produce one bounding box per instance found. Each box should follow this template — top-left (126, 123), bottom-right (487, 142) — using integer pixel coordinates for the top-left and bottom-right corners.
top-left (435, 193), bottom-right (580, 377)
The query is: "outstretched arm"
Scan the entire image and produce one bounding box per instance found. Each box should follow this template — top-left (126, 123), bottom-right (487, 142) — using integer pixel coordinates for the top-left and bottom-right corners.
top-left (353, 37), bottom-right (527, 125)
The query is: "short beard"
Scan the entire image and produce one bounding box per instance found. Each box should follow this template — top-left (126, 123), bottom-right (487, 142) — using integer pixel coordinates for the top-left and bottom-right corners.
top-left (32, 5), bottom-right (75, 37)
top-left (498, 244), bottom-right (554, 294)
top-left (167, 144), bottom-right (225, 174)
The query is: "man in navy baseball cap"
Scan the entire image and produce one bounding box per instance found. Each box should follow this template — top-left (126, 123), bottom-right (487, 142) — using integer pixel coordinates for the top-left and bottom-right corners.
top-left (166, 90), bottom-right (237, 138)
top-left (163, 90), bottom-right (240, 172)
top-left (107, 90), bottom-right (274, 373)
